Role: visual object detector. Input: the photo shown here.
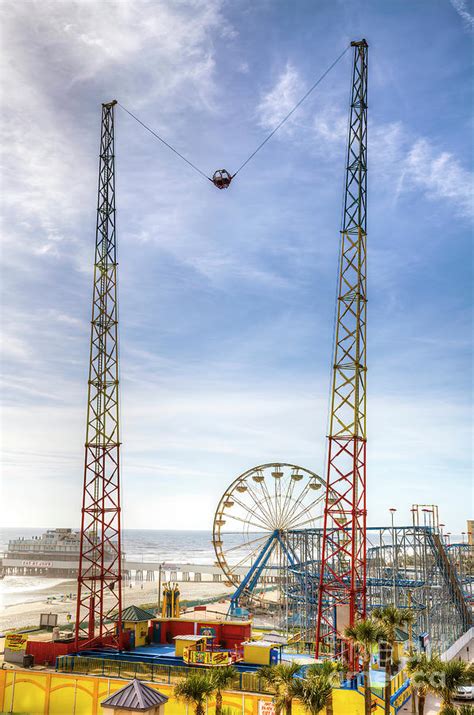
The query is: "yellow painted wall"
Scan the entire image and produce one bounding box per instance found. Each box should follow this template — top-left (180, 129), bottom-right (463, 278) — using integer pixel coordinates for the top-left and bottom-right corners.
top-left (124, 619), bottom-right (149, 647)
top-left (175, 637), bottom-right (205, 657)
top-left (0, 668), bottom-right (369, 715)
top-left (243, 644), bottom-right (272, 665)
top-left (175, 638), bottom-right (187, 657)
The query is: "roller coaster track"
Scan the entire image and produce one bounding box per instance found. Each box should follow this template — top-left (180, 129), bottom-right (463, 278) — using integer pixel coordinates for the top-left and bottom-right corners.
top-left (427, 530), bottom-right (473, 631)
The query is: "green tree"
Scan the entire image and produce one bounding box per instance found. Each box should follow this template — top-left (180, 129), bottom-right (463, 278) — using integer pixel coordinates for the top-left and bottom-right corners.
top-left (293, 672), bottom-right (333, 715)
top-left (260, 662), bottom-right (301, 715)
top-left (210, 665), bottom-right (238, 715)
top-left (174, 672), bottom-right (216, 715)
top-left (439, 706), bottom-right (458, 715)
top-left (406, 653), bottom-right (442, 715)
top-left (372, 605), bottom-right (414, 715)
top-left (305, 661), bottom-right (344, 715)
top-left (434, 660), bottom-right (474, 708)
top-left (345, 618), bottom-right (385, 715)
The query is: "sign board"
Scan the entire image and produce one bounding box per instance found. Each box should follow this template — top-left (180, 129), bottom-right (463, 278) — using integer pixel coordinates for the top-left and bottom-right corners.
top-left (258, 702), bottom-right (276, 715)
top-left (419, 632), bottom-right (430, 650)
top-left (185, 649), bottom-right (230, 666)
top-left (40, 613), bottom-right (58, 628)
top-left (199, 626), bottom-right (216, 638)
top-left (22, 560), bottom-right (53, 568)
top-left (5, 634), bottom-right (28, 652)
top-left (335, 604), bottom-right (350, 632)
top-left (4, 633), bottom-right (28, 664)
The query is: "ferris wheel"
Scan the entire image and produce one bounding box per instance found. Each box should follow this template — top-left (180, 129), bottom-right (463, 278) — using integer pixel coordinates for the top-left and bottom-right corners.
top-left (213, 463), bottom-right (327, 612)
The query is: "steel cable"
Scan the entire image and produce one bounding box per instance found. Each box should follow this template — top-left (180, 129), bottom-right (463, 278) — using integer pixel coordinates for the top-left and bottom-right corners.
top-left (118, 44), bottom-right (350, 185)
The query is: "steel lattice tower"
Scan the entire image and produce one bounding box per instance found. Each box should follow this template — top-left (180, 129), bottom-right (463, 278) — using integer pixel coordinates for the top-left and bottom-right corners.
top-left (315, 40), bottom-right (368, 662)
top-left (75, 100), bottom-right (123, 649)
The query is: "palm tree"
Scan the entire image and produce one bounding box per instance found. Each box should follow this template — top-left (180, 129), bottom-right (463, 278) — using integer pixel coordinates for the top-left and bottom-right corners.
top-left (305, 661), bottom-right (344, 715)
top-left (293, 672), bottom-right (333, 715)
top-left (210, 665), bottom-right (238, 715)
top-left (434, 660), bottom-right (474, 708)
top-left (345, 618), bottom-right (385, 715)
top-left (406, 653), bottom-right (441, 715)
top-left (372, 605), bottom-right (414, 715)
top-left (260, 662), bottom-right (301, 715)
top-left (174, 672), bottom-right (216, 715)
top-left (439, 706), bottom-right (458, 715)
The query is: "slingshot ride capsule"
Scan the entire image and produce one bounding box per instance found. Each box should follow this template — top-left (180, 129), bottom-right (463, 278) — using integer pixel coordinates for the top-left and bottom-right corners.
top-left (212, 169), bottom-right (232, 189)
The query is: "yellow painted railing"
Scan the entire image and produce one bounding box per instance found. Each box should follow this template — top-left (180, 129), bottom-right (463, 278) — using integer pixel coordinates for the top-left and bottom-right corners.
top-left (0, 668), bottom-right (370, 715)
top-left (183, 647), bottom-right (232, 666)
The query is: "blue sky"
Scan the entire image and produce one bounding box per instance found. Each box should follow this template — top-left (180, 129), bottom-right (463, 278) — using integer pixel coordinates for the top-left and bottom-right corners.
top-left (0, 0), bottom-right (472, 532)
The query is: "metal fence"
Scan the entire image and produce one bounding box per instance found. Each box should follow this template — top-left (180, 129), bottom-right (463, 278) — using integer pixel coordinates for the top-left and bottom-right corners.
top-left (56, 656), bottom-right (269, 694)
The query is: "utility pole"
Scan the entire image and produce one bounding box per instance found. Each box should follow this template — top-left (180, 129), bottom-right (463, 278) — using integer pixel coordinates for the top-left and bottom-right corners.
top-left (315, 40), bottom-right (368, 665)
top-left (75, 101), bottom-right (123, 649)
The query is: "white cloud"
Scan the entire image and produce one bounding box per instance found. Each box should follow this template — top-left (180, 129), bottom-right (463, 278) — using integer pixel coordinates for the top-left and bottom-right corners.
top-left (0, 334), bottom-right (31, 362)
top-left (257, 70), bottom-right (473, 219)
top-left (0, 0), bottom-right (230, 268)
top-left (312, 108), bottom-right (347, 144)
top-left (257, 62), bottom-right (305, 132)
top-left (2, 365), bottom-right (471, 531)
top-left (401, 138), bottom-right (473, 218)
top-left (450, 0), bottom-right (474, 32)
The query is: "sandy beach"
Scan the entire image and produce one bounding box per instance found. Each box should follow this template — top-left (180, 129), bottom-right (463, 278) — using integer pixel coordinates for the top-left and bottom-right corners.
top-left (0, 578), bottom-right (234, 633)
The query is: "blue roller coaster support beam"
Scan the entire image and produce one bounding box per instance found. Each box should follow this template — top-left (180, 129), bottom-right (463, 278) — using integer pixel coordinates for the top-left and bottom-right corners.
top-left (229, 531), bottom-right (278, 614)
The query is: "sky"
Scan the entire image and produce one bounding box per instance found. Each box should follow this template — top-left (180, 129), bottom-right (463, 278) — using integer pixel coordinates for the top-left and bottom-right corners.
top-left (0, 0), bottom-right (472, 533)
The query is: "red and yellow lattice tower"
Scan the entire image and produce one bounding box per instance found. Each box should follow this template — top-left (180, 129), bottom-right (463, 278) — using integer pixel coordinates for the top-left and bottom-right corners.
top-left (315, 40), bottom-right (368, 662)
top-left (75, 101), bottom-right (123, 649)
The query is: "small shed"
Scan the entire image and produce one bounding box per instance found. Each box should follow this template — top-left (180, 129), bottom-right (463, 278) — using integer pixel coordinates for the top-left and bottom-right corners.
top-left (242, 640), bottom-right (279, 666)
top-left (121, 605), bottom-right (155, 648)
top-left (101, 679), bottom-right (168, 714)
top-left (173, 634), bottom-right (207, 657)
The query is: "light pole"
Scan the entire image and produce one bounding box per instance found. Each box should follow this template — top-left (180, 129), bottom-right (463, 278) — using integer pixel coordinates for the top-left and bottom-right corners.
top-left (389, 508), bottom-right (397, 606)
top-left (158, 563), bottom-right (163, 613)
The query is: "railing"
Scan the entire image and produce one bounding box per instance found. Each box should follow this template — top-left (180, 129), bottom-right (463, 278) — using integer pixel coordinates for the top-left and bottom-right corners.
top-left (357, 668), bottom-right (410, 713)
top-left (57, 656), bottom-right (269, 694)
top-left (390, 668), bottom-right (407, 696)
top-left (283, 641), bottom-right (315, 655)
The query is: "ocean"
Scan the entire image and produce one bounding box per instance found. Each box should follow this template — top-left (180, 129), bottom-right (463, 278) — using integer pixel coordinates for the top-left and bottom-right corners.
top-left (0, 528), bottom-right (219, 610)
top-left (0, 527), bottom-right (217, 564)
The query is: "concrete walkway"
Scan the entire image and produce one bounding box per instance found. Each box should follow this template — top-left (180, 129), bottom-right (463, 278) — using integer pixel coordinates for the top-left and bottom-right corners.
top-left (397, 693), bottom-right (442, 714)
